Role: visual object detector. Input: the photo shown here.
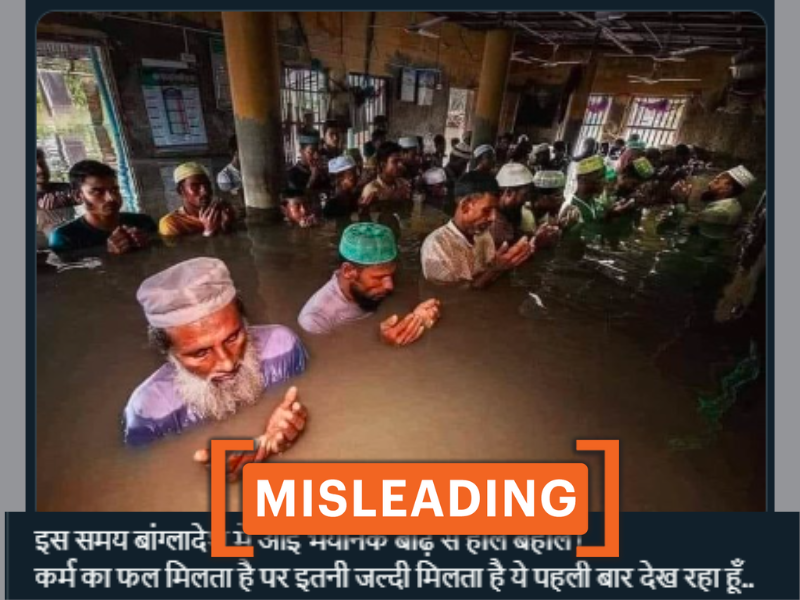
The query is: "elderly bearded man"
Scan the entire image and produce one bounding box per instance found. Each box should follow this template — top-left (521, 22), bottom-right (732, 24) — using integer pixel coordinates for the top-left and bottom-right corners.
top-left (123, 258), bottom-right (309, 475)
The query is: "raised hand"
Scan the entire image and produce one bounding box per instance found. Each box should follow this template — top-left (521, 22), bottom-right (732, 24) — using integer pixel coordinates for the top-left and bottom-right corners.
top-left (380, 313), bottom-right (427, 347)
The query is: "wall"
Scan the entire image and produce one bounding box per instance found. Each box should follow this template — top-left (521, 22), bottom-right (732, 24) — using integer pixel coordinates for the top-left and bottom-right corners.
top-left (506, 50), bottom-right (765, 173)
top-left (38, 13), bottom-right (236, 217)
top-left (277, 13), bottom-right (485, 143)
top-left (37, 13), bottom-right (765, 209)
top-left (37, 12), bottom-right (486, 214)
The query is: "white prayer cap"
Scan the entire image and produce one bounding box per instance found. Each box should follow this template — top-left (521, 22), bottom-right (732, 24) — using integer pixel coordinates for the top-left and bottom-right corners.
top-left (533, 170), bottom-right (567, 189)
top-left (532, 143), bottom-right (550, 154)
top-left (398, 136), bottom-right (419, 149)
top-left (473, 144), bottom-right (495, 159)
top-left (450, 142), bottom-right (471, 160)
top-left (496, 163), bottom-right (534, 188)
top-left (726, 165), bottom-right (756, 189)
top-left (328, 155), bottom-right (356, 174)
top-left (136, 258), bottom-right (237, 329)
top-left (422, 167), bottom-right (447, 186)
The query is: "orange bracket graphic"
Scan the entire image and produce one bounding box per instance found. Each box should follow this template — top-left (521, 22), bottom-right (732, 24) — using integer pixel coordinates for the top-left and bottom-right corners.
top-left (210, 439), bottom-right (255, 558)
top-left (575, 439), bottom-right (620, 558)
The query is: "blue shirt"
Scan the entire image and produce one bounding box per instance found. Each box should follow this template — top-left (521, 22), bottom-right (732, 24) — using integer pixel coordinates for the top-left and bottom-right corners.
top-left (49, 213), bottom-right (157, 253)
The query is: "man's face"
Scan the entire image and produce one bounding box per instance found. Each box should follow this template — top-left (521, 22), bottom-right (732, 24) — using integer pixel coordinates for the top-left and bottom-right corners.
top-left (179, 174), bottom-right (213, 210)
top-left (534, 189), bottom-right (564, 215)
top-left (166, 301), bottom-right (247, 382)
top-left (78, 175), bottom-right (122, 216)
top-left (478, 155), bottom-right (496, 172)
top-left (337, 169), bottom-right (358, 193)
top-left (460, 193), bottom-right (499, 236)
top-left (449, 156), bottom-right (467, 176)
top-left (402, 148), bottom-right (419, 165)
top-left (577, 173), bottom-right (604, 198)
top-left (616, 174), bottom-right (641, 197)
top-left (282, 199), bottom-right (312, 227)
top-left (324, 128), bottom-right (341, 149)
top-left (36, 158), bottom-right (50, 187)
top-left (300, 145), bottom-right (319, 167)
top-left (500, 187), bottom-right (527, 212)
top-left (705, 173), bottom-right (736, 201)
top-left (232, 151), bottom-right (241, 170)
top-left (534, 150), bottom-right (550, 165)
top-left (435, 139), bottom-right (446, 154)
top-left (427, 182), bottom-right (447, 198)
top-left (381, 153), bottom-right (403, 179)
top-left (344, 262), bottom-right (397, 311)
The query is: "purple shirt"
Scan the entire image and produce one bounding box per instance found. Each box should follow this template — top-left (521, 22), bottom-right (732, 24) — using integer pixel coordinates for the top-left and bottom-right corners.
top-left (123, 325), bottom-right (307, 446)
top-left (297, 272), bottom-right (371, 334)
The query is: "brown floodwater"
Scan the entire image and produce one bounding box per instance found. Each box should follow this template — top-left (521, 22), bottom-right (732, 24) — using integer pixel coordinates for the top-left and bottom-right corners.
top-left (36, 201), bottom-right (765, 512)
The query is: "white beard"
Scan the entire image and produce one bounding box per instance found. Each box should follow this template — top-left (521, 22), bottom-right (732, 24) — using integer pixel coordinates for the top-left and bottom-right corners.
top-left (170, 336), bottom-right (265, 421)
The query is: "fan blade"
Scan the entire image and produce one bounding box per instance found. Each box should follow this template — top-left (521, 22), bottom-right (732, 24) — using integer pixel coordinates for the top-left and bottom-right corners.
top-left (409, 15), bottom-right (448, 30)
top-left (555, 61), bottom-right (582, 65)
top-left (657, 78), bottom-right (702, 82)
top-left (669, 45), bottom-right (710, 57)
top-left (605, 54), bottom-right (656, 59)
top-left (653, 56), bottom-right (686, 63)
top-left (413, 29), bottom-right (440, 39)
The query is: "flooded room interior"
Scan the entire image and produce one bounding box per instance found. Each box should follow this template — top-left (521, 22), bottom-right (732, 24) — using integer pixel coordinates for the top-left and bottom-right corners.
top-left (35, 11), bottom-right (767, 512)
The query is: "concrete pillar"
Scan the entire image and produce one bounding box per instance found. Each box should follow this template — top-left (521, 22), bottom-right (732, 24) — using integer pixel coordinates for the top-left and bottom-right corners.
top-left (558, 59), bottom-right (599, 153)
top-left (222, 12), bottom-right (283, 213)
top-left (472, 29), bottom-right (515, 150)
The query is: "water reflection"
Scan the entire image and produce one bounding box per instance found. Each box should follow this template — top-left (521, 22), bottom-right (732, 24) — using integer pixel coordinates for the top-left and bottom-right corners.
top-left (36, 202), bottom-right (764, 512)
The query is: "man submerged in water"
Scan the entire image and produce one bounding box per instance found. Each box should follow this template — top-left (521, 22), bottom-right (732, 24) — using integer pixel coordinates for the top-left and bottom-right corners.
top-left (48, 160), bottom-right (157, 254)
top-left (673, 164), bottom-right (756, 227)
top-left (124, 257), bottom-right (309, 477)
top-left (298, 223), bottom-right (441, 345)
top-left (421, 171), bottom-right (537, 288)
top-left (159, 162), bottom-right (236, 238)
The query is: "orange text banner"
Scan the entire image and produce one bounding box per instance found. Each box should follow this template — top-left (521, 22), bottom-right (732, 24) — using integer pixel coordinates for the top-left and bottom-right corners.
top-left (242, 462), bottom-right (588, 536)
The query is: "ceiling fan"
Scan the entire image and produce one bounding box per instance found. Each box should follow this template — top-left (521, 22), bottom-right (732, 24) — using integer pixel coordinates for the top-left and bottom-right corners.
top-left (607, 22), bottom-right (709, 63)
top-left (512, 45), bottom-right (583, 68)
top-left (607, 45), bottom-right (710, 63)
top-left (370, 15), bottom-right (448, 39)
top-left (627, 65), bottom-right (702, 85)
top-left (567, 11), bottom-right (634, 55)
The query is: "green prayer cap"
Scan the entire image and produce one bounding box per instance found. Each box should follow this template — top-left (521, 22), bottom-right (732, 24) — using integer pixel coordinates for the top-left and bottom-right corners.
top-left (632, 157), bottom-right (655, 179)
top-left (339, 223), bottom-right (398, 266)
top-left (576, 155), bottom-right (605, 176)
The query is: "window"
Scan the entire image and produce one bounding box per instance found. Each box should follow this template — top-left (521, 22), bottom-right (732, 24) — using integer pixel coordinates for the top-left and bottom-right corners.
top-left (623, 96), bottom-right (686, 147)
top-left (281, 67), bottom-right (329, 165)
top-left (575, 94), bottom-right (611, 156)
top-left (347, 73), bottom-right (388, 149)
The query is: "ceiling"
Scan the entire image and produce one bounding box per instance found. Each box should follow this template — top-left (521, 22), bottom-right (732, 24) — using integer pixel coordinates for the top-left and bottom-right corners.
top-left (433, 12), bottom-right (766, 56)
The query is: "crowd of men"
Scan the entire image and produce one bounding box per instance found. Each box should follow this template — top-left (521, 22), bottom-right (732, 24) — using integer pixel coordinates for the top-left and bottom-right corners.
top-left (36, 115), bottom-right (758, 476)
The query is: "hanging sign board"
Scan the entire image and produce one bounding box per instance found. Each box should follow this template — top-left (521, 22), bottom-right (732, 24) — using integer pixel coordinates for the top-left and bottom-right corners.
top-left (141, 67), bottom-right (208, 147)
top-left (400, 68), bottom-right (417, 103)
